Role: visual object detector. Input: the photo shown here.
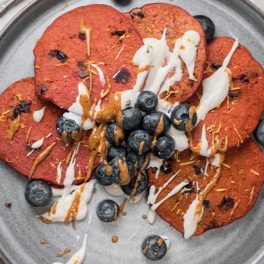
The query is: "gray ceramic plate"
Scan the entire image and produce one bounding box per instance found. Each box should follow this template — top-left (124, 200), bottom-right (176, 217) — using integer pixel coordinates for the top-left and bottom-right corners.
top-left (0, 0), bottom-right (264, 263)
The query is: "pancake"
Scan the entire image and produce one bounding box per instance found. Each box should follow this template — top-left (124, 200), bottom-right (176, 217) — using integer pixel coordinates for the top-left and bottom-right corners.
top-left (190, 37), bottom-right (264, 150)
top-left (125, 3), bottom-right (207, 103)
top-left (0, 78), bottom-right (97, 186)
top-left (34, 4), bottom-right (143, 111)
top-left (148, 139), bottom-right (264, 237)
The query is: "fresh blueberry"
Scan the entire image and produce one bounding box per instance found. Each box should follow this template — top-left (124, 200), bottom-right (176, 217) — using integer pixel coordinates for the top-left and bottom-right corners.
top-left (136, 91), bottom-right (158, 113)
top-left (142, 235), bottom-right (167, 261)
top-left (56, 116), bottom-right (81, 143)
top-left (128, 130), bottom-right (151, 155)
top-left (109, 158), bottom-right (135, 185)
top-left (142, 112), bottom-right (171, 136)
top-left (194, 15), bottom-right (215, 43)
top-left (121, 171), bottom-right (148, 195)
top-left (25, 180), bottom-right (52, 207)
top-left (255, 119), bottom-right (264, 146)
top-left (107, 146), bottom-right (127, 161)
top-left (96, 199), bottom-right (120, 222)
top-left (127, 150), bottom-right (148, 169)
top-left (106, 122), bottom-right (118, 146)
top-left (153, 136), bottom-right (175, 159)
top-left (170, 104), bottom-right (197, 131)
top-left (93, 163), bottom-right (113, 186)
top-left (122, 107), bottom-right (143, 131)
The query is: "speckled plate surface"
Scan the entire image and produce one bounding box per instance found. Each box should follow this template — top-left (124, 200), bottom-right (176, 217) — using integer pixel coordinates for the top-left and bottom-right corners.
top-left (0, 0), bottom-right (264, 263)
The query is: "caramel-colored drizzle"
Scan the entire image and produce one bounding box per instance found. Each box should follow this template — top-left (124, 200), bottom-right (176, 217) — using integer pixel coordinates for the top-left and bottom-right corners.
top-left (185, 106), bottom-right (197, 133)
top-left (29, 142), bottom-right (56, 178)
top-left (195, 168), bottom-right (222, 217)
top-left (151, 114), bottom-right (164, 150)
top-left (114, 110), bottom-right (124, 145)
top-left (105, 164), bottom-right (113, 176)
top-left (131, 153), bottom-right (151, 196)
top-left (7, 115), bottom-right (21, 140)
top-left (118, 159), bottom-right (131, 185)
top-left (80, 20), bottom-right (92, 58)
top-left (64, 185), bottom-right (83, 229)
top-left (56, 247), bottom-right (71, 257)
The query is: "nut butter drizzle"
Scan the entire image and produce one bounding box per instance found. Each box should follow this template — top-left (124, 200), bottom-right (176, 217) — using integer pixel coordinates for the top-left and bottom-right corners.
top-left (29, 142), bottom-right (56, 178)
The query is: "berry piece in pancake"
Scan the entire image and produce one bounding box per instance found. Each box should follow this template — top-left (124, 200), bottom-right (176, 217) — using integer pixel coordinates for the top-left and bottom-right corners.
top-left (125, 3), bottom-right (207, 103)
top-left (190, 37), bottom-right (264, 151)
top-left (34, 4), bottom-right (143, 111)
top-left (0, 78), bottom-right (99, 186)
top-left (148, 139), bottom-right (264, 238)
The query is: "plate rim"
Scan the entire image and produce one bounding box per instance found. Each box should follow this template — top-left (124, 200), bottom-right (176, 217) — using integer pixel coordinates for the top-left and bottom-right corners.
top-left (0, 0), bottom-right (263, 263)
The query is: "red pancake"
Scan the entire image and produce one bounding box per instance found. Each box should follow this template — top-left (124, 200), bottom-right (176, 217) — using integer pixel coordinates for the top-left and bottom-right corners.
top-left (125, 3), bottom-right (207, 103)
top-left (190, 37), bottom-right (264, 149)
top-left (34, 4), bottom-right (143, 111)
top-left (148, 139), bottom-right (264, 236)
top-left (0, 78), bottom-right (97, 186)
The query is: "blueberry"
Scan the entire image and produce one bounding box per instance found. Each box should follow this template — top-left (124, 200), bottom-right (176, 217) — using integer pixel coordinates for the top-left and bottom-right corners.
top-left (142, 235), bottom-right (167, 261)
top-left (121, 171), bottom-right (148, 196)
top-left (128, 130), bottom-right (151, 155)
top-left (122, 107), bottom-right (143, 131)
top-left (194, 15), bottom-right (215, 43)
top-left (106, 122), bottom-right (118, 145)
top-left (107, 146), bottom-right (127, 161)
top-left (109, 158), bottom-right (135, 185)
top-left (255, 120), bottom-right (264, 146)
top-left (170, 104), bottom-right (197, 132)
top-left (96, 199), bottom-right (120, 222)
top-left (25, 180), bottom-right (52, 207)
top-left (142, 112), bottom-right (171, 136)
top-left (56, 116), bottom-right (81, 143)
top-left (153, 136), bottom-right (175, 159)
top-left (137, 91), bottom-right (158, 113)
top-left (127, 150), bottom-right (147, 169)
top-left (93, 163), bottom-right (113, 186)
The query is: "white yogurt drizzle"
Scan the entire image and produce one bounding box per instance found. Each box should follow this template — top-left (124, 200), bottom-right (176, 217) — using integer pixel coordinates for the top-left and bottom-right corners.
top-left (33, 106), bottom-right (46, 123)
top-left (196, 39), bottom-right (239, 123)
top-left (199, 124), bottom-right (211, 157)
top-left (147, 156), bottom-right (163, 179)
top-left (183, 196), bottom-right (204, 239)
top-left (91, 63), bottom-right (106, 87)
top-left (68, 82), bottom-right (89, 117)
top-left (211, 153), bottom-right (221, 167)
top-left (31, 137), bottom-right (44, 149)
top-left (147, 170), bottom-right (188, 224)
top-left (41, 180), bottom-right (96, 223)
top-left (63, 143), bottom-right (80, 188)
top-left (52, 234), bottom-right (88, 264)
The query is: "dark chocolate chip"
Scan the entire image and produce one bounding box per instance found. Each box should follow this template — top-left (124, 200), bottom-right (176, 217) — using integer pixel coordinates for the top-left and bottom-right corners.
top-left (4, 202), bottom-right (12, 208)
top-left (228, 89), bottom-right (241, 100)
top-left (193, 165), bottom-right (203, 175)
top-left (111, 30), bottom-right (126, 37)
top-left (113, 68), bottom-right (131, 84)
top-left (239, 74), bottom-right (249, 84)
top-left (219, 197), bottom-right (234, 210)
top-left (131, 11), bottom-right (145, 19)
top-left (48, 49), bottom-right (68, 62)
top-left (203, 199), bottom-right (210, 209)
top-left (13, 100), bottom-right (32, 118)
top-left (79, 70), bottom-right (88, 79)
top-left (78, 32), bottom-right (86, 41)
top-left (211, 63), bottom-right (222, 70)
